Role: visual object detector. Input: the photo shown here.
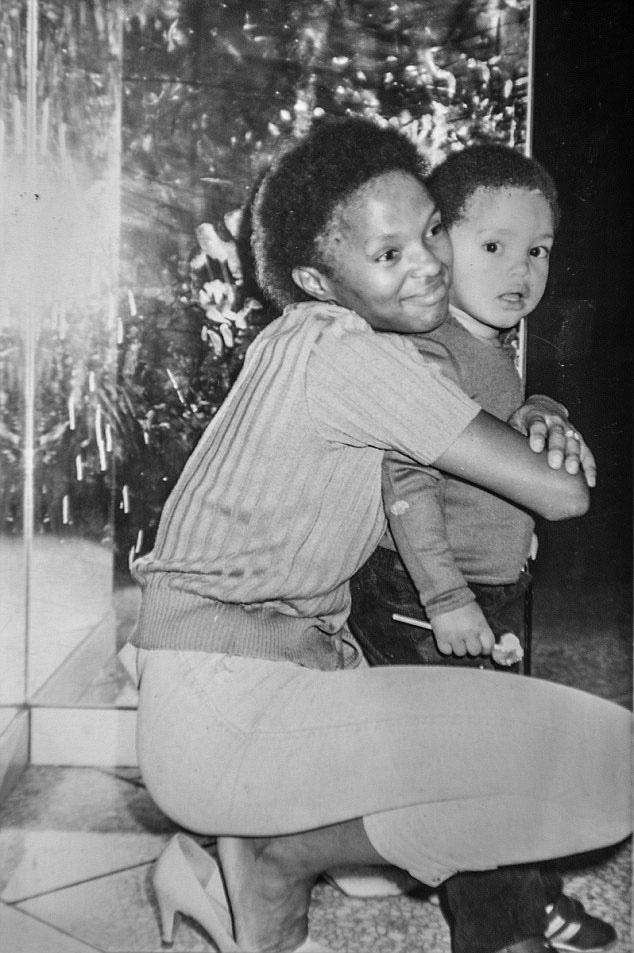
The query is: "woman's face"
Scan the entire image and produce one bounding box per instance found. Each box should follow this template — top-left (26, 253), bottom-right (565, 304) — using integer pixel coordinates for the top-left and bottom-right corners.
top-left (319, 171), bottom-right (453, 334)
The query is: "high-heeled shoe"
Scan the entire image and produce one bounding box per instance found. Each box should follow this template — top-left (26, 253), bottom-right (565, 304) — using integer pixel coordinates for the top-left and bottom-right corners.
top-left (152, 833), bottom-right (331, 952)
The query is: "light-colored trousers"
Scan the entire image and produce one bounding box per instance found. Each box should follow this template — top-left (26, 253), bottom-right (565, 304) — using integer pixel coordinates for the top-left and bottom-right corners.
top-left (136, 648), bottom-right (632, 887)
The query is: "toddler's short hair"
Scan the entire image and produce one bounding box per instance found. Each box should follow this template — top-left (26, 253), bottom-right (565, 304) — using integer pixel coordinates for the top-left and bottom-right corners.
top-left (427, 144), bottom-right (560, 231)
top-left (252, 116), bottom-right (429, 308)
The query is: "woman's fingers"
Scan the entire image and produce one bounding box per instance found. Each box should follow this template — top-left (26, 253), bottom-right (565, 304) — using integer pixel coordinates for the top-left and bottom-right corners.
top-left (563, 428), bottom-right (581, 474)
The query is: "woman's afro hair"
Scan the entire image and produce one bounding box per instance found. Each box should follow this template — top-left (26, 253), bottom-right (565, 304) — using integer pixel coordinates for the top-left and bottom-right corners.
top-left (251, 116), bottom-right (429, 309)
top-left (426, 143), bottom-right (560, 231)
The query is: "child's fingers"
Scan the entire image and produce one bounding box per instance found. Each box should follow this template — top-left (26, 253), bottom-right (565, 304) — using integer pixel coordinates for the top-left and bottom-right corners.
top-left (436, 639), bottom-right (459, 656)
top-left (478, 629), bottom-right (495, 655)
top-left (464, 635), bottom-right (483, 655)
top-left (463, 630), bottom-right (494, 656)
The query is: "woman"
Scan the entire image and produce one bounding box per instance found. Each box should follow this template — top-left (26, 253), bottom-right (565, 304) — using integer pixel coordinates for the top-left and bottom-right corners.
top-left (132, 118), bottom-right (630, 953)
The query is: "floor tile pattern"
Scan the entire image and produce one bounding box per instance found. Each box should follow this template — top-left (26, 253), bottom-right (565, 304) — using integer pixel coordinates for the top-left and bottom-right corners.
top-left (0, 764), bottom-right (630, 953)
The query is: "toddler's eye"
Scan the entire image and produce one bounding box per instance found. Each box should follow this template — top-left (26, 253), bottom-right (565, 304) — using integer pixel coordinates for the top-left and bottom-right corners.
top-left (530, 245), bottom-right (550, 259)
top-left (484, 241), bottom-right (499, 253)
top-left (428, 219), bottom-right (445, 238)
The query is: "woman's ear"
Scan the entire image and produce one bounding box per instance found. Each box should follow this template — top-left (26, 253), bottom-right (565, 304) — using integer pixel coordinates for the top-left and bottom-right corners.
top-left (292, 265), bottom-right (337, 302)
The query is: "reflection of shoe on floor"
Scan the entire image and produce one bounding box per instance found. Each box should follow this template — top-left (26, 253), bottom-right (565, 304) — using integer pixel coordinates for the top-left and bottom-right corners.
top-left (545, 894), bottom-right (617, 952)
top-left (323, 864), bottom-right (419, 897)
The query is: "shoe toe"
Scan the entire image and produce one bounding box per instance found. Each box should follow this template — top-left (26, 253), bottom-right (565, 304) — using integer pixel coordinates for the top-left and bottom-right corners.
top-left (545, 895), bottom-right (617, 952)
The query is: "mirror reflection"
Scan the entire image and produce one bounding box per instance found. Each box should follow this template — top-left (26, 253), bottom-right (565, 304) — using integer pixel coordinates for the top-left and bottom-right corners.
top-left (0, 0), bottom-right (121, 705)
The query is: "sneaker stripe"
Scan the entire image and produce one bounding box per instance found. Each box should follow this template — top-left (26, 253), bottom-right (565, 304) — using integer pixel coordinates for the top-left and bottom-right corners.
top-left (545, 914), bottom-right (567, 937)
top-left (546, 919), bottom-right (582, 943)
top-left (544, 895), bottom-right (616, 952)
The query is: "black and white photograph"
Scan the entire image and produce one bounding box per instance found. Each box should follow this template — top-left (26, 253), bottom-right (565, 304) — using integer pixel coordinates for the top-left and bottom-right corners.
top-left (0, 2), bottom-right (631, 951)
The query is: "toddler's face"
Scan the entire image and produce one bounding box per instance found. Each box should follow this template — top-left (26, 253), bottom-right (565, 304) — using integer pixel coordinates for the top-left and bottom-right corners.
top-left (448, 186), bottom-right (554, 337)
top-left (319, 171), bottom-right (452, 334)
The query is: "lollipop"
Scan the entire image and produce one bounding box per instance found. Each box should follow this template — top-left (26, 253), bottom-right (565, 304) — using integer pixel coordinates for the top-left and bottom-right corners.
top-left (492, 632), bottom-right (524, 667)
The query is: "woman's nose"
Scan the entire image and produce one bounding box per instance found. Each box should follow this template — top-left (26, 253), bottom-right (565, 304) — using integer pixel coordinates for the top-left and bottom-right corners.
top-left (410, 244), bottom-right (443, 276)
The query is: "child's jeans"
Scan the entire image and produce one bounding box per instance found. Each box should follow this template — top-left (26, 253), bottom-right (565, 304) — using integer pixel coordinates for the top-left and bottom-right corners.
top-left (348, 545), bottom-right (552, 953)
top-left (349, 542), bottom-right (531, 670)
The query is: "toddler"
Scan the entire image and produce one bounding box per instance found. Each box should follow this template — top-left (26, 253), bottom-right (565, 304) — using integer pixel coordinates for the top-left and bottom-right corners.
top-left (348, 143), bottom-right (614, 953)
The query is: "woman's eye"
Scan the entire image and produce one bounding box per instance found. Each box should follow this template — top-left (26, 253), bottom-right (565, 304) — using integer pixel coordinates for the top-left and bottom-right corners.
top-left (377, 248), bottom-right (399, 262)
top-left (428, 220), bottom-right (444, 238)
top-left (484, 241), bottom-right (499, 253)
top-left (530, 245), bottom-right (550, 259)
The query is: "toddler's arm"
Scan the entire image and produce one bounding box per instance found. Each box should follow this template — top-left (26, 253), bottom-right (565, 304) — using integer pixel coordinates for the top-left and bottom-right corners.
top-left (382, 453), bottom-right (495, 657)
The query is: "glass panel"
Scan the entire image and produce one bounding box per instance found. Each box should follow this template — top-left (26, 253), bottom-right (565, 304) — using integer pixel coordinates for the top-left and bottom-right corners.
top-left (1, 2), bottom-right (32, 706)
top-left (0, 1), bottom-right (122, 708)
top-left (28, 2), bottom-right (121, 704)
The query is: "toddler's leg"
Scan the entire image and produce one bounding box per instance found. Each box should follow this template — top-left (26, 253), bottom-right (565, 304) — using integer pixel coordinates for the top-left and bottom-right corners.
top-left (443, 867), bottom-right (546, 953)
top-left (347, 549), bottom-right (608, 953)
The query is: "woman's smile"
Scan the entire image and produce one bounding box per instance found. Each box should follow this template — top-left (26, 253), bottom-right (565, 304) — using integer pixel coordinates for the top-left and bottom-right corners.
top-left (401, 273), bottom-right (450, 307)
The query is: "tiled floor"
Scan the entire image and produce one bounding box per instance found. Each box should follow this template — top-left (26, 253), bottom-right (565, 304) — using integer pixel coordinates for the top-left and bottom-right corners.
top-left (0, 573), bottom-right (631, 953)
top-left (0, 763), bottom-right (631, 953)
top-left (0, 537), bottom-right (114, 704)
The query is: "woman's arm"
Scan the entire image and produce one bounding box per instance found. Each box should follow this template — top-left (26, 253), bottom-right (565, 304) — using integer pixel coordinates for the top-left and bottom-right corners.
top-left (434, 410), bottom-right (590, 521)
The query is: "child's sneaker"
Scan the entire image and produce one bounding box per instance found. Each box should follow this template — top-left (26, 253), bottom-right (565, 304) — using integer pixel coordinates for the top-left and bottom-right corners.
top-left (544, 895), bottom-right (616, 951)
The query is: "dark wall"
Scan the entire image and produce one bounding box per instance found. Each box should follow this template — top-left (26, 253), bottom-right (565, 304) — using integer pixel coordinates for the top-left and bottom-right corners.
top-left (528, 1), bottom-right (632, 603)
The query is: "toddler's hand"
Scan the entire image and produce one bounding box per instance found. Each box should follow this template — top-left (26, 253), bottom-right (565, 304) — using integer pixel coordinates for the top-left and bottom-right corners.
top-left (431, 603), bottom-right (495, 657)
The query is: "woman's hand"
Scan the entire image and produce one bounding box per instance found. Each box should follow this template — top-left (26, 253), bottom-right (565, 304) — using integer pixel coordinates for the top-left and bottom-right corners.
top-left (431, 602), bottom-right (495, 657)
top-left (508, 394), bottom-right (597, 488)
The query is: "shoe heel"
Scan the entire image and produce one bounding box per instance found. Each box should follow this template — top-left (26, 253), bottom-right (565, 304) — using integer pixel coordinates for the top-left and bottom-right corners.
top-left (156, 890), bottom-right (178, 945)
top-left (153, 834), bottom-right (240, 952)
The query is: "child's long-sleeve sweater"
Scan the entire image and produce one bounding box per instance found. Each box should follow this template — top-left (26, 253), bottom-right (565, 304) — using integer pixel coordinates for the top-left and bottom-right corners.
top-left (131, 302), bottom-right (478, 669)
top-left (381, 309), bottom-right (535, 618)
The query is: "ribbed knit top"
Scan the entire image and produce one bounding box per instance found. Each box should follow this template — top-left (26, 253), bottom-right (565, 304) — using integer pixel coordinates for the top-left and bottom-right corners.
top-left (131, 302), bottom-right (478, 669)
